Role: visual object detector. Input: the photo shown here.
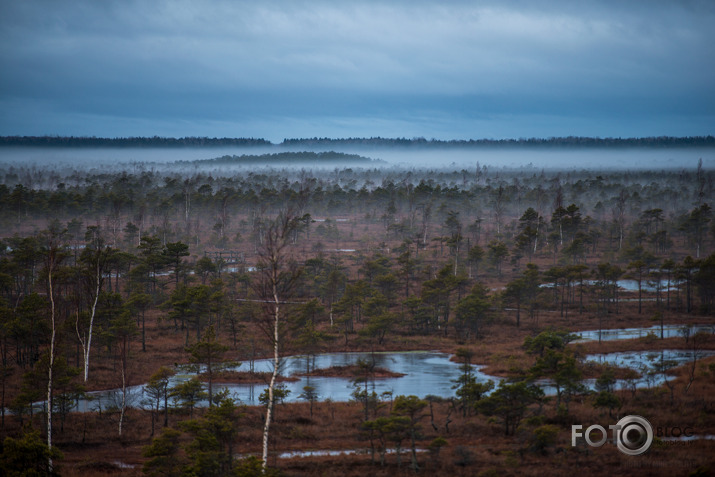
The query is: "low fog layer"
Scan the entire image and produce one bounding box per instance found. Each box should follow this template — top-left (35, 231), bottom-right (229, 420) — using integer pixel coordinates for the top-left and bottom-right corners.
top-left (0, 146), bottom-right (713, 171)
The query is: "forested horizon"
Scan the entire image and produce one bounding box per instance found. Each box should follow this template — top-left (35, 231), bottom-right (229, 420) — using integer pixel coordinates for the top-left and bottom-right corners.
top-left (1, 134), bottom-right (714, 149)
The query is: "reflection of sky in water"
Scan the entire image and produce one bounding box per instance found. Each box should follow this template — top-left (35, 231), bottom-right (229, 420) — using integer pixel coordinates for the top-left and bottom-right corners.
top-left (542, 279), bottom-right (681, 293)
top-left (275, 448), bottom-right (426, 459)
top-left (56, 324), bottom-right (715, 412)
top-left (575, 324), bottom-right (714, 343)
top-left (580, 349), bottom-right (715, 393)
top-left (70, 351), bottom-right (495, 410)
top-left (585, 349), bottom-right (712, 370)
top-left (216, 351), bottom-right (492, 405)
top-left (615, 279), bottom-right (681, 292)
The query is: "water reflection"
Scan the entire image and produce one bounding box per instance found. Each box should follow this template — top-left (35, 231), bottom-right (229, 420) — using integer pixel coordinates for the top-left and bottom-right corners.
top-left (542, 279), bottom-right (680, 292)
top-left (575, 324), bottom-right (714, 342)
top-left (175, 351), bottom-right (491, 406)
top-left (276, 448), bottom-right (425, 459)
top-left (55, 324), bottom-right (715, 412)
top-left (582, 349), bottom-right (714, 392)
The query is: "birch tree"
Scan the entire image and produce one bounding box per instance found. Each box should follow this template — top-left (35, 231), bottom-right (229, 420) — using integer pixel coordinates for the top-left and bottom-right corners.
top-left (76, 225), bottom-right (111, 382)
top-left (39, 221), bottom-right (67, 472)
top-left (108, 309), bottom-right (137, 436)
top-left (255, 212), bottom-right (301, 473)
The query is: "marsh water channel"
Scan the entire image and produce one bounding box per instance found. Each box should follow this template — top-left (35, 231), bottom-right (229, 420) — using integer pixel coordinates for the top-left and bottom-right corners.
top-left (58, 324), bottom-right (715, 412)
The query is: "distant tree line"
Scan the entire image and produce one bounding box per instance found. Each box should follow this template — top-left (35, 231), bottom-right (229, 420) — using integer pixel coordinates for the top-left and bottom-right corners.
top-left (0, 136), bottom-right (271, 148)
top-left (280, 135), bottom-right (715, 148)
top-left (2, 135), bottom-right (714, 149)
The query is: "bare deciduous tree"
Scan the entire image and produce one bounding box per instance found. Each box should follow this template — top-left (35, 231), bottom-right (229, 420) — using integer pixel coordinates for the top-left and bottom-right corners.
top-left (255, 212), bottom-right (302, 473)
top-left (76, 225), bottom-right (111, 382)
top-left (40, 221), bottom-right (67, 472)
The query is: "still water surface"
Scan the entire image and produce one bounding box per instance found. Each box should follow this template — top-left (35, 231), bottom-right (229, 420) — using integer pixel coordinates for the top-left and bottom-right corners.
top-left (61, 323), bottom-right (714, 411)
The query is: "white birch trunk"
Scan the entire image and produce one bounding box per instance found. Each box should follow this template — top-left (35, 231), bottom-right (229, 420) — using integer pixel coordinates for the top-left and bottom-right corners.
top-left (119, 345), bottom-right (126, 436)
top-left (261, 269), bottom-right (280, 472)
top-left (47, 257), bottom-right (56, 472)
top-left (76, 259), bottom-right (101, 382)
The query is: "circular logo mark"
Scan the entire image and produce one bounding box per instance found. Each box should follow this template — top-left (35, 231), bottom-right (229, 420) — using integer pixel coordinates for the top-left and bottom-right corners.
top-left (615, 415), bottom-right (653, 456)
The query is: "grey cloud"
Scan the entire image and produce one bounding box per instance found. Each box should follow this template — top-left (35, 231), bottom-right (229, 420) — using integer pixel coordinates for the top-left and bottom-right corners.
top-left (0, 0), bottom-right (713, 138)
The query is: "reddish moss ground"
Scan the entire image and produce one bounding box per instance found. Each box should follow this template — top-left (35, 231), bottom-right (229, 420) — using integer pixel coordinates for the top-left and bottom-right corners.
top-left (24, 352), bottom-right (715, 477)
top-left (3, 301), bottom-right (712, 477)
top-left (1, 213), bottom-right (714, 476)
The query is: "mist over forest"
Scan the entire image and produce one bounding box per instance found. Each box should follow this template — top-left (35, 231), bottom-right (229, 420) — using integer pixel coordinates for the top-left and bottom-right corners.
top-left (1, 137), bottom-right (712, 228)
top-left (1, 135), bottom-right (714, 170)
top-left (0, 136), bottom-right (714, 476)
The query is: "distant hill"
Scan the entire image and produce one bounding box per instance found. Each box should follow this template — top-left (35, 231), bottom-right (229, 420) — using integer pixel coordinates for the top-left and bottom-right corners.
top-left (175, 151), bottom-right (383, 165)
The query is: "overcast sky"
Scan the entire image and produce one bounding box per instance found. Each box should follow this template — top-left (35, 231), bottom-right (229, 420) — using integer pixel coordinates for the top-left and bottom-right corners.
top-left (1, 0), bottom-right (713, 142)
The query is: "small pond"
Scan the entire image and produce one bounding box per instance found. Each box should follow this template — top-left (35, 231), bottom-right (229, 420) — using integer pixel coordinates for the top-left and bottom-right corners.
top-left (74, 348), bottom-right (714, 411)
top-left (542, 279), bottom-right (681, 293)
top-left (575, 324), bottom-right (714, 342)
top-left (46, 324), bottom-right (715, 412)
top-left (581, 349), bottom-right (714, 393)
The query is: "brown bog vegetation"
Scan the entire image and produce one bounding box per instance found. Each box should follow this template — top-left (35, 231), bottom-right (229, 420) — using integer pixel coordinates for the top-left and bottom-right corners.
top-left (0, 149), bottom-right (713, 476)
